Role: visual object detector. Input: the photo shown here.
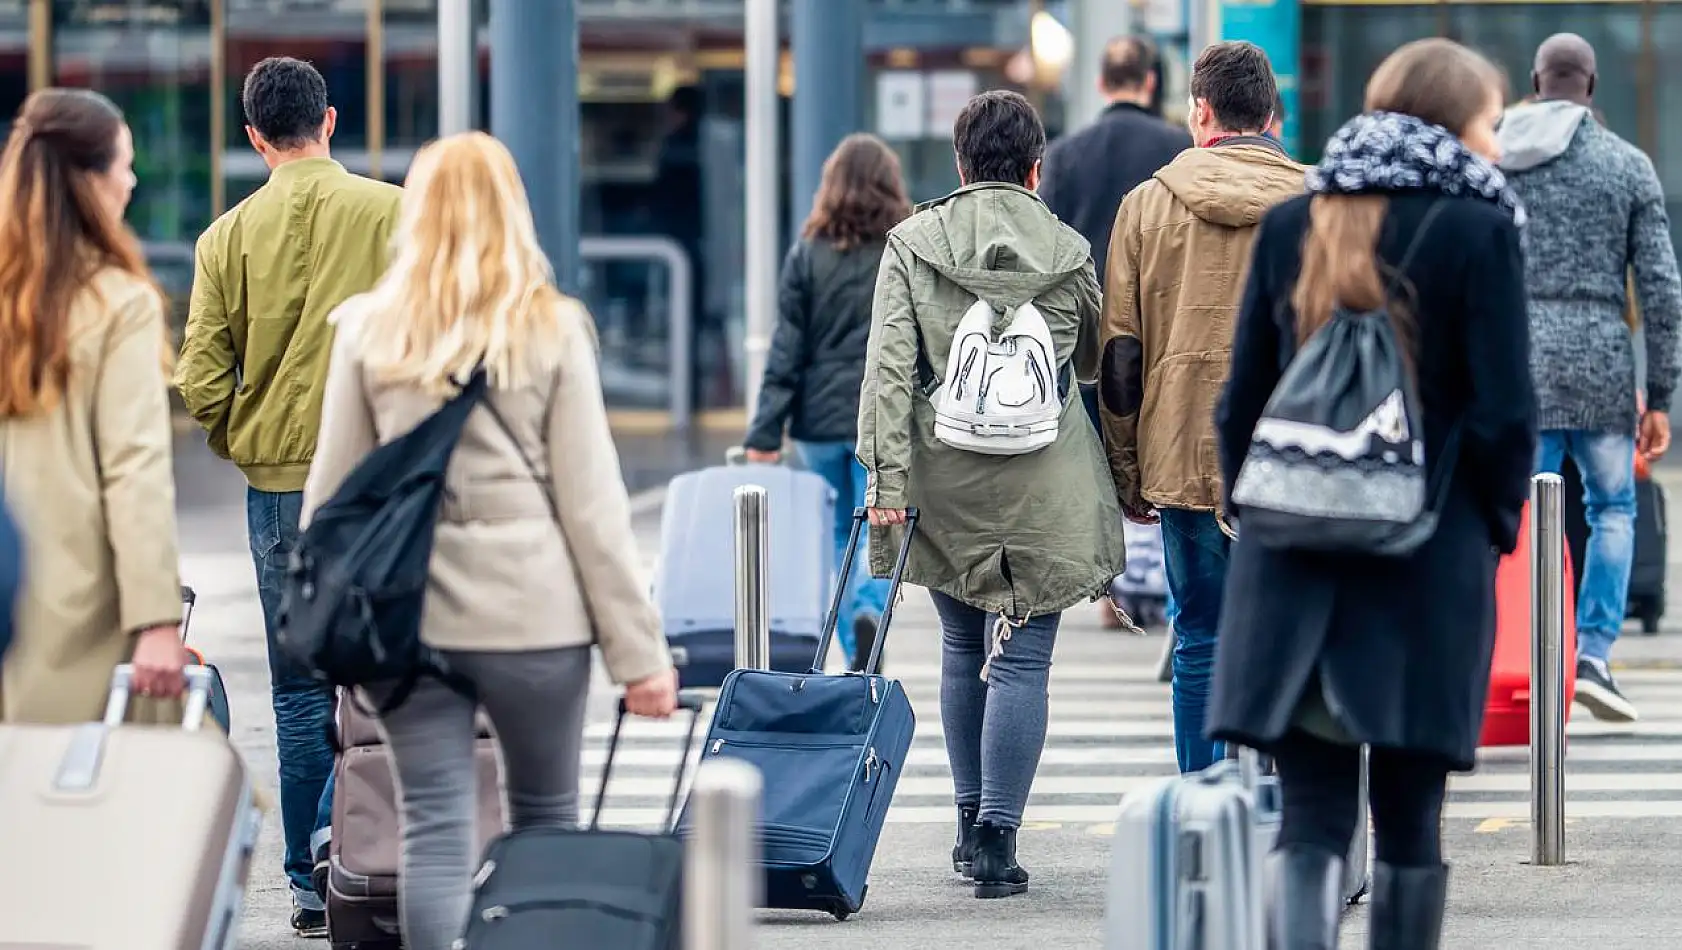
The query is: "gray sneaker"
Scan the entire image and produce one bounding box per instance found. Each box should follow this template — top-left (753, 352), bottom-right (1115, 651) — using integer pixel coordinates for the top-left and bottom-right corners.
top-left (1575, 657), bottom-right (1639, 723)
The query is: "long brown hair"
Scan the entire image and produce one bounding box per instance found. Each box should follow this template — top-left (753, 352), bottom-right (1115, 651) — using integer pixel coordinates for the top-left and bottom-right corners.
top-left (0, 88), bottom-right (153, 417)
top-left (1293, 39), bottom-right (1504, 346)
top-left (802, 133), bottom-right (911, 251)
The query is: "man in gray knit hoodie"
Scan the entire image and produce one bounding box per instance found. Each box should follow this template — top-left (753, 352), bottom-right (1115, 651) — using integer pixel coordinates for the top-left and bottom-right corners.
top-left (1498, 33), bottom-right (1681, 723)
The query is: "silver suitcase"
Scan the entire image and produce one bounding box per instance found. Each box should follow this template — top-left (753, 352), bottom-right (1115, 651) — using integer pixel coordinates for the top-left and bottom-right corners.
top-left (1104, 750), bottom-right (1275, 950)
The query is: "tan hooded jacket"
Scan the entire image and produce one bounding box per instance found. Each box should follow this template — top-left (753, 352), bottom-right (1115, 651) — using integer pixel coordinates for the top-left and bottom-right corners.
top-left (1099, 140), bottom-right (1306, 517)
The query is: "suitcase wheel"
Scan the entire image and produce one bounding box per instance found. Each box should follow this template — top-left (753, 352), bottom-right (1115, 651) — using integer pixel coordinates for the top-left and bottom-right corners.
top-left (829, 903), bottom-right (852, 921)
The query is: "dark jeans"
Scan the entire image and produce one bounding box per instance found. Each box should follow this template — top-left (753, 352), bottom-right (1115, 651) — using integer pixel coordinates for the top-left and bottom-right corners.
top-left (1158, 507), bottom-right (1230, 774)
top-left (249, 487), bottom-right (336, 911)
top-left (1272, 729), bottom-right (1451, 867)
top-left (931, 591), bottom-right (1061, 829)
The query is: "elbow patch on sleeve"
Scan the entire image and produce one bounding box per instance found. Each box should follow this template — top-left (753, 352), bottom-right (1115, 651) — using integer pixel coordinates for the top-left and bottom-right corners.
top-left (1100, 337), bottom-right (1144, 416)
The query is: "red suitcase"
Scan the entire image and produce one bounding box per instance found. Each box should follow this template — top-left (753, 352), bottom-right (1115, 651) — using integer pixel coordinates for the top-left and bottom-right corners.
top-left (1479, 501), bottom-right (1579, 747)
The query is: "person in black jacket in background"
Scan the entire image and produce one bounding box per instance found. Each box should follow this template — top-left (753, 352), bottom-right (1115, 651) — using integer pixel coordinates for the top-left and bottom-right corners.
top-left (744, 133), bottom-right (911, 671)
top-left (1209, 38), bottom-right (1537, 949)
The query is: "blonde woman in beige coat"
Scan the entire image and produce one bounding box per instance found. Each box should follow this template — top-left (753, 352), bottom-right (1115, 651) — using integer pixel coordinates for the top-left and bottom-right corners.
top-left (301, 131), bottom-right (677, 950)
top-left (0, 88), bottom-right (188, 723)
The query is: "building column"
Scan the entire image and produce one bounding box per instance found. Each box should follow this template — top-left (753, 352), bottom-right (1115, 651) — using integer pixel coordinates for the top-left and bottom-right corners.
top-left (1065, 0), bottom-right (1133, 131)
top-left (490, 0), bottom-right (580, 294)
top-left (790, 0), bottom-right (864, 237)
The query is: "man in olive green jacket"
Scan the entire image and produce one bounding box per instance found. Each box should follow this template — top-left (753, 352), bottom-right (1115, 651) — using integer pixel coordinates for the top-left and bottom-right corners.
top-left (174, 56), bottom-right (401, 938)
top-left (858, 91), bottom-right (1125, 899)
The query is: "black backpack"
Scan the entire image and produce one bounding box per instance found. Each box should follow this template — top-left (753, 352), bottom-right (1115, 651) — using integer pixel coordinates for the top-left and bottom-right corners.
top-left (1229, 200), bottom-right (1459, 557)
top-left (276, 371), bottom-right (490, 714)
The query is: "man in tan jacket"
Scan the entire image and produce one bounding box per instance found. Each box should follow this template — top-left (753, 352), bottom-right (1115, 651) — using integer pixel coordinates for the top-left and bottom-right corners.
top-left (1099, 41), bottom-right (1305, 774)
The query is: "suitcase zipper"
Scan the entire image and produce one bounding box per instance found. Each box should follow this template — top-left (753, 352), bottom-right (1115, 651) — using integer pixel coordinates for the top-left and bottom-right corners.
top-left (711, 739), bottom-right (724, 754)
top-left (863, 748), bottom-right (880, 783)
top-left (870, 679), bottom-right (879, 704)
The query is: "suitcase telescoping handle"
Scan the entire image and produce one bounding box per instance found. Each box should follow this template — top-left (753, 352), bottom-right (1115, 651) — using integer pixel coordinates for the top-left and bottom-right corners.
top-left (812, 506), bottom-right (920, 676)
top-left (592, 692), bottom-right (707, 833)
top-left (179, 585), bottom-right (196, 643)
top-left (103, 664), bottom-right (219, 732)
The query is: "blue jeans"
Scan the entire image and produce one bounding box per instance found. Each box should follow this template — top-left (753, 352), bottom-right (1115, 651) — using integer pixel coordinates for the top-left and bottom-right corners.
top-left (1535, 431), bottom-right (1637, 662)
top-left (248, 488), bottom-right (336, 912)
top-left (794, 440), bottom-right (890, 663)
top-left (1159, 508), bottom-right (1230, 774)
top-left (930, 591), bottom-right (1061, 828)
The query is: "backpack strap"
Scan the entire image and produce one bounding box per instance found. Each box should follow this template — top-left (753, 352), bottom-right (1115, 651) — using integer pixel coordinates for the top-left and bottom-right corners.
top-left (1390, 199), bottom-right (1461, 520)
top-left (1383, 198), bottom-right (1448, 301)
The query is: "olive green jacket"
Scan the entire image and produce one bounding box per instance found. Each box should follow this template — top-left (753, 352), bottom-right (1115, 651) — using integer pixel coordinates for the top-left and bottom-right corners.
top-left (857, 182), bottom-right (1127, 617)
top-left (175, 157), bottom-right (402, 492)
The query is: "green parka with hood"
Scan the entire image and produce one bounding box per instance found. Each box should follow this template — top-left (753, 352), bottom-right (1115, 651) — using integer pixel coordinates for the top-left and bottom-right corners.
top-left (857, 182), bottom-right (1127, 618)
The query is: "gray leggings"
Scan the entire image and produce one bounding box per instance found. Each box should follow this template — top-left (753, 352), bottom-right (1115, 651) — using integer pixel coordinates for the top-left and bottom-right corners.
top-left (931, 592), bottom-right (1061, 829)
top-left (363, 646), bottom-right (592, 950)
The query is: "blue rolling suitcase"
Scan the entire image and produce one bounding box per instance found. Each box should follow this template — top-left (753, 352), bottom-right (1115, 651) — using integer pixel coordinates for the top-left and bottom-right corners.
top-left (680, 508), bottom-right (918, 920)
top-left (656, 462), bottom-right (836, 688)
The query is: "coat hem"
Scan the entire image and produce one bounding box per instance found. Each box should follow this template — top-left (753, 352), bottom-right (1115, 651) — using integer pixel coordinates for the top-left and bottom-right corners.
top-left (911, 563), bottom-right (1125, 619)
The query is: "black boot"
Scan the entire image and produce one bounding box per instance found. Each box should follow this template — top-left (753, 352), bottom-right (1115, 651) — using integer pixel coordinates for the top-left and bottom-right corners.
top-left (952, 804), bottom-right (980, 876)
top-left (1368, 862), bottom-right (1448, 950)
top-left (1266, 845), bottom-right (1344, 950)
top-left (970, 821), bottom-right (1029, 899)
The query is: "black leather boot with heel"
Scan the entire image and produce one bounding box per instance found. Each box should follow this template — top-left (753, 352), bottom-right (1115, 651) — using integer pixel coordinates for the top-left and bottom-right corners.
top-left (1368, 862), bottom-right (1448, 950)
top-left (952, 804), bottom-right (980, 877)
top-left (970, 821), bottom-right (1029, 899)
top-left (1266, 845), bottom-right (1344, 950)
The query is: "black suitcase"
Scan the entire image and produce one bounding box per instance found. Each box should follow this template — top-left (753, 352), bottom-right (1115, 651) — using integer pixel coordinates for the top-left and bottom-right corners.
top-left (1561, 458), bottom-right (1667, 634)
top-left (458, 695), bottom-right (704, 950)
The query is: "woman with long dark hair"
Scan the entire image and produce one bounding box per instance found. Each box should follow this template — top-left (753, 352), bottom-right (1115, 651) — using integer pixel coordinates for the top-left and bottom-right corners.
top-left (0, 88), bottom-right (188, 721)
top-left (1210, 39), bottom-right (1538, 949)
top-left (743, 132), bottom-right (911, 670)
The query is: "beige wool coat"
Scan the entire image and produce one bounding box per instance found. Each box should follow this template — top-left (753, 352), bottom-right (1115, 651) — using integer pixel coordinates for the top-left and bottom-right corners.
top-left (2, 269), bottom-right (185, 724)
top-left (301, 300), bottom-right (671, 686)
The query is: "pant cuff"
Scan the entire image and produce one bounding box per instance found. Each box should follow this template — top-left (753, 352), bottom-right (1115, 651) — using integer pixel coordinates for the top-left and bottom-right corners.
top-left (292, 883), bottom-right (325, 912)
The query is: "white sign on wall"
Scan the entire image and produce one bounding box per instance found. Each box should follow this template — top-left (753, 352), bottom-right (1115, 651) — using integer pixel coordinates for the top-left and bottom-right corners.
top-left (876, 71), bottom-right (927, 140)
top-left (925, 71), bottom-right (979, 139)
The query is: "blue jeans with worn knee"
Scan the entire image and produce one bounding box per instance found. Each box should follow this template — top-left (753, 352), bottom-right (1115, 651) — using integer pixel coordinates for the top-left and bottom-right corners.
top-left (1159, 508), bottom-right (1230, 774)
top-left (1535, 431), bottom-right (1637, 662)
top-left (249, 487), bottom-right (336, 911)
top-left (931, 591), bottom-right (1060, 829)
top-left (794, 440), bottom-right (890, 663)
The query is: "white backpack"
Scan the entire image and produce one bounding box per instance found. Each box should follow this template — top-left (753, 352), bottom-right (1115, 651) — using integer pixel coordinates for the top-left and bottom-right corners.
top-left (931, 298), bottom-right (1062, 455)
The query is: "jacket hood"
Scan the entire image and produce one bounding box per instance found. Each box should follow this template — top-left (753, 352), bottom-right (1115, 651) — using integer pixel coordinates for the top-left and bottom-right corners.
top-left (891, 182), bottom-right (1091, 309)
top-left (1497, 100), bottom-right (1590, 173)
top-left (1153, 143), bottom-right (1306, 227)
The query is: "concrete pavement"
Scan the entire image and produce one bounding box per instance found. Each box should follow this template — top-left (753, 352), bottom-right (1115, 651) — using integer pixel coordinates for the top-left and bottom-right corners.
top-left (164, 432), bottom-right (1682, 949)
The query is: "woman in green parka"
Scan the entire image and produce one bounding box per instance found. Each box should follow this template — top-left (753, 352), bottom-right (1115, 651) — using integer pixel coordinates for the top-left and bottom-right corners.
top-left (857, 90), bottom-right (1126, 900)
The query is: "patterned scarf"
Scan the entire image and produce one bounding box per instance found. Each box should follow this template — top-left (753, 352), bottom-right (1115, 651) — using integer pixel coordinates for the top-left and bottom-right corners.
top-left (1306, 111), bottom-right (1526, 226)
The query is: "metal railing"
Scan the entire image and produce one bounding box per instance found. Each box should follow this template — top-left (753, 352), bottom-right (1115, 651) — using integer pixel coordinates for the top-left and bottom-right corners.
top-left (1530, 473), bottom-right (1568, 866)
top-left (579, 236), bottom-right (695, 431)
top-left (734, 484), bottom-right (771, 670)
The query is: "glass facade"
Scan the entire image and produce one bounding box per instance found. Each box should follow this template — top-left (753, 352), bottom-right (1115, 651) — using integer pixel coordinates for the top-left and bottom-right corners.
top-left (11, 0), bottom-right (1052, 417)
top-left (1300, 0), bottom-right (1682, 244)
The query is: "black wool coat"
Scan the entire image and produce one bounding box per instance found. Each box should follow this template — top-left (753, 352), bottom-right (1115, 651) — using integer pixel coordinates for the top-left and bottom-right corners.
top-left (1207, 191), bottom-right (1539, 770)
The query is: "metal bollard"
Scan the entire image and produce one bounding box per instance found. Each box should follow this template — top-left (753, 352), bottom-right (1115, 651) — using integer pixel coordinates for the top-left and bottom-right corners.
top-left (734, 485), bottom-right (771, 671)
top-left (684, 759), bottom-right (763, 950)
top-left (1530, 473), bottom-right (1567, 866)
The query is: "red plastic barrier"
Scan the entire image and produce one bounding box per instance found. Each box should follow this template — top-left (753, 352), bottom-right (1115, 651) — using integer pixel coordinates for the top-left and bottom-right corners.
top-left (1479, 501), bottom-right (1579, 748)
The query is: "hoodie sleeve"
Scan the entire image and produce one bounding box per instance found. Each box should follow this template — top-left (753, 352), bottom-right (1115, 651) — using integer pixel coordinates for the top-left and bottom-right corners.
top-left (1097, 190), bottom-right (1149, 518)
top-left (857, 238), bottom-right (919, 510)
top-left (1627, 151), bottom-right (1682, 413)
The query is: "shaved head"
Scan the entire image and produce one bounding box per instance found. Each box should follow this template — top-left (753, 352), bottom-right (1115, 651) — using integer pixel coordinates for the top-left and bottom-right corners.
top-left (1533, 33), bottom-right (1596, 104)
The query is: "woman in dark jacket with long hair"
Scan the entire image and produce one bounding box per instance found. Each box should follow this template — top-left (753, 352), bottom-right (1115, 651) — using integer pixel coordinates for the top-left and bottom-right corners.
top-left (744, 133), bottom-right (911, 670)
top-left (1209, 39), bottom-right (1538, 949)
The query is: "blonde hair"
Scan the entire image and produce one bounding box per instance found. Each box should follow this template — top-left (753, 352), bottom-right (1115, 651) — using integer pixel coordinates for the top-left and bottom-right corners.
top-left (340, 131), bottom-right (576, 394)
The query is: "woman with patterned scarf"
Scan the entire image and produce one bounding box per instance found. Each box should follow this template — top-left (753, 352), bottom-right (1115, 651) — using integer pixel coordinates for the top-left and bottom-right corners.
top-left (1208, 39), bottom-right (1539, 950)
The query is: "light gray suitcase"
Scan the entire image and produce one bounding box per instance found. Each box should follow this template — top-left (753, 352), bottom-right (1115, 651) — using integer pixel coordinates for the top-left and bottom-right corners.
top-left (1226, 744), bottom-right (1372, 906)
top-left (0, 664), bottom-right (263, 950)
top-left (1105, 749), bottom-right (1274, 950)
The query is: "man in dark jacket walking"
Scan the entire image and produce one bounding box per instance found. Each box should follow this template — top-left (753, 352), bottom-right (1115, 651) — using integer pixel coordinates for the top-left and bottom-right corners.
top-left (1498, 33), bottom-right (1682, 724)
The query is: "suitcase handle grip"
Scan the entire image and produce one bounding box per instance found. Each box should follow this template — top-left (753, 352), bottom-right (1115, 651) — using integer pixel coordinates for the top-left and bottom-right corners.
top-left (105, 663), bottom-right (217, 732)
top-left (594, 692), bottom-right (707, 832)
top-left (812, 507), bottom-right (919, 675)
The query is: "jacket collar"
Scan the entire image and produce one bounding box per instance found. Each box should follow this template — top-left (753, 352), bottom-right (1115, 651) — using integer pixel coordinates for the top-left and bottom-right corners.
top-left (268, 156), bottom-right (346, 184)
top-left (915, 180), bottom-right (1042, 214)
top-left (1101, 100), bottom-right (1155, 121)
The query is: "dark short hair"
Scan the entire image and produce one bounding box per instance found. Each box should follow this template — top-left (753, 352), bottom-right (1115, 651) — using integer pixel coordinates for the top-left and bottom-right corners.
top-left (242, 57), bottom-right (329, 150)
top-left (1190, 42), bottom-right (1278, 133)
top-left (952, 90), bottom-right (1045, 186)
top-left (1101, 36), bottom-right (1157, 92)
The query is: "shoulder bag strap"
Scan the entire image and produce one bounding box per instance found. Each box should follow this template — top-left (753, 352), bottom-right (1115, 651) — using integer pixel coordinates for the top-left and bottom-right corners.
top-left (479, 394), bottom-right (563, 529)
top-left (1385, 198), bottom-right (1462, 517)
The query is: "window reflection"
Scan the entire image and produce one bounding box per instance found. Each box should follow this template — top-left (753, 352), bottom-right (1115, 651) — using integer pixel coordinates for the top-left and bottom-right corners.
top-left (223, 0), bottom-right (368, 205)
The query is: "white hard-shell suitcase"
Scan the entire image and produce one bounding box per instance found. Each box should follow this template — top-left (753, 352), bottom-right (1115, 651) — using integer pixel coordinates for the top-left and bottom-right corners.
top-left (0, 664), bottom-right (263, 950)
top-left (1104, 750), bottom-right (1275, 949)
